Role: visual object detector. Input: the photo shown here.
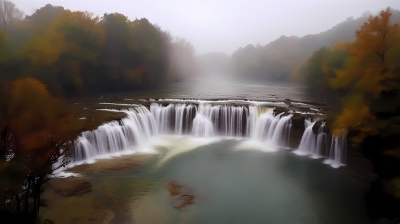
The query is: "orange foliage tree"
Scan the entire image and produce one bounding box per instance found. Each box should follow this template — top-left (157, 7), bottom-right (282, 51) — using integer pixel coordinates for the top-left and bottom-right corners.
top-left (294, 8), bottom-right (400, 145)
top-left (327, 8), bottom-right (400, 144)
top-left (0, 78), bottom-right (83, 221)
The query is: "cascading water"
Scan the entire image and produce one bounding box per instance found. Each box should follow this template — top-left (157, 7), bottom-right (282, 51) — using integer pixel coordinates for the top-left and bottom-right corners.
top-left (314, 122), bottom-right (328, 159)
top-left (192, 103), bottom-right (217, 137)
top-left (293, 118), bottom-right (317, 156)
top-left (248, 107), bottom-right (293, 147)
top-left (324, 133), bottom-right (347, 168)
top-left (150, 103), bottom-right (196, 134)
top-left (73, 100), bottom-right (343, 168)
top-left (74, 107), bottom-right (157, 161)
top-left (294, 118), bottom-right (347, 167)
top-left (270, 113), bottom-right (293, 147)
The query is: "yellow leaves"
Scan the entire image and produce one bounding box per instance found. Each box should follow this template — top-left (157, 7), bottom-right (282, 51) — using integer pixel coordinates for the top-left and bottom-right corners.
top-left (332, 129), bottom-right (348, 137)
top-left (333, 105), bottom-right (376, 130)
top-left (23, 29), bottom-right (67, 65)
top-left (328, 8), bottom-right (400, 100)
top-left (331, 41), bottom-right (352, 51)
top-left (333, 105), bottom-right (378, 145)
top-left (23, 9), bottom-right (104, 66)
top-left (7, 78), bottom-right (83, 152)
top-left (12, 77), bottom-right (49, 97)
top-left (356, 8), bottom-right (399, 55)
top-left (331, 93), bottom-right (379, 144)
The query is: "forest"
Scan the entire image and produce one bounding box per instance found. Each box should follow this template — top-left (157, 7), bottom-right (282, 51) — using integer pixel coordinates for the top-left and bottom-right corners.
top-left (0, 1), bottom-right (197, 222)
top-left (0, 2), bottom-right (198, 97)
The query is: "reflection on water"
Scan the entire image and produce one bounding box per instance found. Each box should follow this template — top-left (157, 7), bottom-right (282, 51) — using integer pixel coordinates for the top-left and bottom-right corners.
top-left (80, 137), bottom-right (370, 224)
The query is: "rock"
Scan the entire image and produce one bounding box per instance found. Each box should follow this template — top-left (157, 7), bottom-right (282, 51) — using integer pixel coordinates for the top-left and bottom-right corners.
top-left (165, 181), bottom-right (184, 196)
top-left (52, 178), bottom-right (92, 197)
top-left (164, 181), bottom-right (197, 211)
top-left (289, 113), bottom-right (306, 148)
top-left (312, 120), bottom-right (327, 134)
top-left (173, 195), bottom-right (195, 209)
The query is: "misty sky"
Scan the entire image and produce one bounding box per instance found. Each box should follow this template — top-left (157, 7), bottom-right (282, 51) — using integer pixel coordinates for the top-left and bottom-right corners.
top-left (12, 0), bottom-right (400, 54)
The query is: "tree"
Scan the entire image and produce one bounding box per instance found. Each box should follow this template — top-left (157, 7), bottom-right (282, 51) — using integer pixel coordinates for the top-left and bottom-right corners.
top-left (0, 78), bottom-right (83, 222)
top-left (0, 0), bottom-right (23, 31)
top-left (327, 8), bottom-right (400, 144)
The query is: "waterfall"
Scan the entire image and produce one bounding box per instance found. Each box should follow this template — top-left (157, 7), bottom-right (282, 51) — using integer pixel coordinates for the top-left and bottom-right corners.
top-left (324, 134), bottom-right (347, 168)
top-left (73, 101), bottom-right (340, 168)
top-left (270, 113), bottom-right (293, 147)
top-left (192, 103), bottom-right (215, 137)
top-left (190, 103), bottom-right (250, 137)
top-left (314, 122), bottom-right (328, 159)
top-left (293, 118), bottom-right (317, 156)
top-left (74, 107), bottom-right (157, 161)
top-left (248, 107), bottom-right (292, 147)
top-left (294, 118), bottom-right (347, 167)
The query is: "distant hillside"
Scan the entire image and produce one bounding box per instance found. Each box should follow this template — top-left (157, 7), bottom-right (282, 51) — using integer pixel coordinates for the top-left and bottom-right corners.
top-left (230, 9), bottom-right (400, 82)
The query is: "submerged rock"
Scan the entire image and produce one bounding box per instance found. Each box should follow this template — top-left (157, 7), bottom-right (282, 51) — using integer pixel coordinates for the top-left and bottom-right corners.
top-left (173, 195), bottom-right (196, 209)
top-left (164, 181), bottom-right (197, 211)
top-left (52, 178), bottom-right (92, 197)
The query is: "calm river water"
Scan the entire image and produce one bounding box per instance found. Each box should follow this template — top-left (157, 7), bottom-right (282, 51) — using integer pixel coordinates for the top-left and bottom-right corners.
top-left (84, 136), bottom-right (370, 224)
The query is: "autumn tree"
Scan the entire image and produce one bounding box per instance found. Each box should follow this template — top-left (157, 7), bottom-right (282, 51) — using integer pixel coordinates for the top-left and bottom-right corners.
top-left (327, 8), bottom-right (400, 144)
top-left (0, 78), bottom-right (83, 222)
top-left (297, 8), bottom-right (400, 145)
top-left (0, 3), bottom-right (197, 97)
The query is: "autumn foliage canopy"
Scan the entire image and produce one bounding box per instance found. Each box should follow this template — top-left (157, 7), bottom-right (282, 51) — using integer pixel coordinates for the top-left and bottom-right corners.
top-left (295, 7), bottom-right (400, 145)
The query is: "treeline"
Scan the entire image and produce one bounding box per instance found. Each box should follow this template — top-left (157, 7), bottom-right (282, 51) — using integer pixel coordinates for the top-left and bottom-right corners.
top-left (0, 2), bottom-right (197, 97)
top-left (229, 9), bottom-right (400, 82)
top-left (295, 8), bottom-right (400, 220)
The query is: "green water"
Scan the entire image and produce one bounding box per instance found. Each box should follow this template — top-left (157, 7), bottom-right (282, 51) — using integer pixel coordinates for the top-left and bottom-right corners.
top-left (85, 137), bottom-right (370, 224)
